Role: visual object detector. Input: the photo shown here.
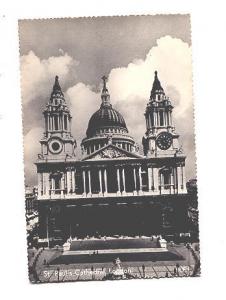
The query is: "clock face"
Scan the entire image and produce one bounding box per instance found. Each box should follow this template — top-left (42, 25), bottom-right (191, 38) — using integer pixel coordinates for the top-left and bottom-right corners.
top-left (49, 139), bottom-right (63, 154)
top-left (156, 132), bottom-right (173, 150)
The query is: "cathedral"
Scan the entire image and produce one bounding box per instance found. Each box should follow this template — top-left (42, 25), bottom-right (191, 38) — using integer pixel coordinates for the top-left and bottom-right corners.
top-left (36, 71), bottom-right (189, 245)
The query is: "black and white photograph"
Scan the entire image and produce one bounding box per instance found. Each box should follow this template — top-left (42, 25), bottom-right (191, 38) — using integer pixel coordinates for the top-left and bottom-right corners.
top-left (18, 14), bottom-right (199, 283)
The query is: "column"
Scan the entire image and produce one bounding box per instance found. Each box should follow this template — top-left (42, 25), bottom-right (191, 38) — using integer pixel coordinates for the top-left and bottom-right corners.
top-left (122, 167), bottom-right (126, 195)
top-left (104, 169), bottom-right (108, 194)
top-left (48, 176), bottom-right (51, 196)
top-left (116, 168), bottom-right (121, 195)
top-left (51, 178), bottom-right (54, 196)
top-left (133, 166), bottom-right (137, 195)
top-left (51, 116), bottom-right (53, 131)
top-left (48, 116), bottom-right (50, 131)
top-left (138, 166), bottom-right (143, 194)
top-left (60, 115), bottom-right (63, 131)
top-left (88, 170), bottom-right (92, 197)
top-left (166, 111), bottom-right (169, 126)
top-left (154, 112), bottom-right (157, 127)
top-left (41, 173), bottom-right (44, 195)
top-left (60, 174), bottom-right (64, 197)
top-left (147, 167), bottom-right (152, 192)
top-left (37, 173), bottom-right (42, 197)
top-left (71, 169), bottom-right (75, 193)
top-left (57, 116), bottom-right (60, 130)
top-left (159, 172), bottom-right (162, 194)
top-left (180, 166), bottom-right (185, 191)
top-left (169, 112), bottom-right (172, 126)
top-left (99, 169), bottom-right (103, 195)
top-left (177, 166), bottom-right (185, 193)
top-left (66, 170), bottom-right (71, 194)
top-left (44, 173), bottom-right (50, 196)
top-left (170, 172), bottom-right (174, 194)
top-left (153, 168), bottom-right (159, 193)
top-left (82, 170), bottom-right (86, 196)
top-left (172, 167), bottom-right (176, 193)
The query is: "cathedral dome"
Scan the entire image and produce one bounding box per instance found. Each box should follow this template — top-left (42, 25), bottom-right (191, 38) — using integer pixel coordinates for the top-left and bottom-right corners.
top-left (81, 76), bottom-right (135, 157)
top-left (86, 104), bottom-right (128, 137)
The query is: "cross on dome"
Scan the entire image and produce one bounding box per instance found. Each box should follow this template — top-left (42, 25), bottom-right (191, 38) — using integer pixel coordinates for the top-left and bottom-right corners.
top-left (101, 75), bottom-right (108, 92)
top-left (101, 75), bottom-right (111, 107)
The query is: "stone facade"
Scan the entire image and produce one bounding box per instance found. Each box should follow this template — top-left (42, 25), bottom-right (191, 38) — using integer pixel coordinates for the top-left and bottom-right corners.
top-left (36, 72), bottom-right (188, 244)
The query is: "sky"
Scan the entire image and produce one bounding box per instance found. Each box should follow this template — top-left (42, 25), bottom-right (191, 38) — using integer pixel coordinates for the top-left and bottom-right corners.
top-left (18, 15), bottom-right (195, 186)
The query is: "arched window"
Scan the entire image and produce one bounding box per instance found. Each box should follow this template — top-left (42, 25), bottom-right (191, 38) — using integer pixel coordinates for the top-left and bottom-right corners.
top-left (159, 111), bottom-right (164, 126)
top-left (54, 175), bottom-right (61, 194)
top-left (54, 115), bottom-right (58, 130)
top-left (150, 114), bottom-right (154, 127)
top-left (64, 115), bottom-right (67, 130)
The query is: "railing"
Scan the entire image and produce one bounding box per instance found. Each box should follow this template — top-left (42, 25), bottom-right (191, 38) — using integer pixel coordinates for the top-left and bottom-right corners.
top-left (37, 188), bottom-right (188, 200)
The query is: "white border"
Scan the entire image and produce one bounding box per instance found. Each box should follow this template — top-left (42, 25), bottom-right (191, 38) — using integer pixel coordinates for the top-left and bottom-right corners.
top-left (0, 0), bottom-right (226, 299)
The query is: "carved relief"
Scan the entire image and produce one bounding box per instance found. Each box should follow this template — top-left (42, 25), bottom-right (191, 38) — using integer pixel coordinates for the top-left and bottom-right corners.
top-left (89, 147), bottom-right (127, 159)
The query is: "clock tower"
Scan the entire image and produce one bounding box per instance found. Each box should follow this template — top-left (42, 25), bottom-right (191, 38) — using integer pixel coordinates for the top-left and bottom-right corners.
top-left (142, 71), bottom-right (187, 194)
top-left (39, 76), bottom-right (76, 160)
top-left (142, 71), bottom-right (182, 158)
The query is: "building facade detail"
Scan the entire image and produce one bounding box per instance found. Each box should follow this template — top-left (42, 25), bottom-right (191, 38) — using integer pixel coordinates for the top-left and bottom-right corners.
top-left (36, 72), bottom-right (188, 242)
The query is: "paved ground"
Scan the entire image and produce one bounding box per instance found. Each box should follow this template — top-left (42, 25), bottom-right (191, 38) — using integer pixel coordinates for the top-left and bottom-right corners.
top-left (29, 243), bottom-right (199, 283)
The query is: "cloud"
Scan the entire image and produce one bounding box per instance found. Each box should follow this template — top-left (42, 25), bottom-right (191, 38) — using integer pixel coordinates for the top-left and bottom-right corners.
top-left (23, 127), bottom-right (43, 185)
top-left (20, 50), bottom-right (78, 105)
top-left (66, 83), bottom-right (100, 145)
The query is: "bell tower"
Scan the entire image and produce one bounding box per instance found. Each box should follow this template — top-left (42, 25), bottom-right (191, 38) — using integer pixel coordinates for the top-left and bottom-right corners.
top-left (142, 71), bottom-right (187, 194)
top-left (142, 71), bottom-right (181, 157)
top-left (39, 76), bottom-right (76, 160)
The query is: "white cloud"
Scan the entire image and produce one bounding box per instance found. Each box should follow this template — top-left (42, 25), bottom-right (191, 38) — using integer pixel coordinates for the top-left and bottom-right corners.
top-left (20, 50), bottom-right (78, 105)
top-left (66, 83), bottom-right (100, 142)
top-left (24, 127), bottom-right (43, 185)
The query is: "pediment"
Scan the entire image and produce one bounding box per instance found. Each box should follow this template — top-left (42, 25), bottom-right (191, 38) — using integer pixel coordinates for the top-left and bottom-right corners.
top-left (82, 144), bottom-right (143, 161)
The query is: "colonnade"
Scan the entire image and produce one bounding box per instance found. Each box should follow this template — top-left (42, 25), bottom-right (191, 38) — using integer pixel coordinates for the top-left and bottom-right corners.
top-left (38, 164), bottom-right (186, 198)
top-left (45, 113), bottom-right (71, 133)
top-left (146, 109), bottom-right (172, 129)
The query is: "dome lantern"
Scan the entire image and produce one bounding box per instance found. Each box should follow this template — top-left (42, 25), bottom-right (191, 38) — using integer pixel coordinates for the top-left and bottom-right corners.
top-left (101, 75), bottom-right (111, 107)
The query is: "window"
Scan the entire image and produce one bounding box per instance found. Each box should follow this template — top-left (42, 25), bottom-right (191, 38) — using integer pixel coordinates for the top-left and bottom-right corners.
top-left (159, 111), bottom-right (164, 126)
top-left (54, 115), bottom-right (58, 130)
top-left (54, 176), bottom-right (61, 194)
top-left (150, 114), bottom-right (154, 126)
top-left (162, 172), bottom-right (171, 189)
top-left (163, 173), bottom-right (170, 185)
top-left (64, 115), bottom-right (67, 130)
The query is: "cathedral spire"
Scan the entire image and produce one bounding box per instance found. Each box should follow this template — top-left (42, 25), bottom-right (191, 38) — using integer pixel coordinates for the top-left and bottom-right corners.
top-left (50, 75), bottom-right (65, 104)
top-left (101, 75), bottom-right (111, 107)
top-left (53, 75), bottom-right (62, 92)
top-left (150, 71), bottom-right (165, 100)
